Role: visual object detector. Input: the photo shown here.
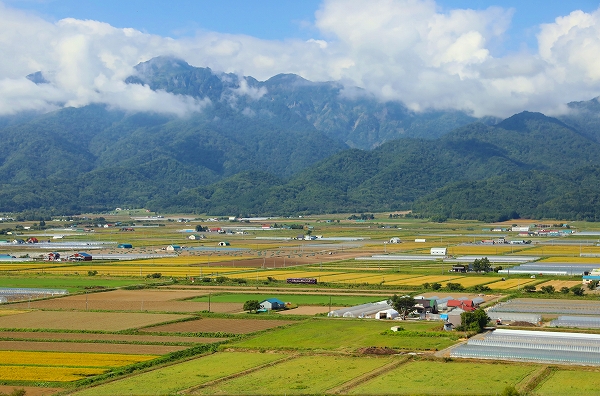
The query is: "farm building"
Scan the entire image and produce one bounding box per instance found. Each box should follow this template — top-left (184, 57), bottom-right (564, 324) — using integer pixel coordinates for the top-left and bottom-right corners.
top-left (389, 237), bottom-right (401, 243)
top-left (166, 245), bottom-right (182, 251)
top-left (118, 243), bottom-right (133, 249)
top-left (259, 298), bottom-right (286, 311)
top-left (218, 241), bottom-right (230, 246)
top-left (44, 252), bottom-right (61, 261)
top-left (376, 308), bottom-right (399, 319)
top-left (68, 252), bottom-right (92, 261)
top-left (188, 234), bottom-right (204, 240)
top-left (413, 297), bottom-right (438, 314)
top-left (430, 247), bottom-right (447, 256)
top-left (583, 269), bottom-right (600, 285)
top-left (447, 299), bottom-right (475, 312)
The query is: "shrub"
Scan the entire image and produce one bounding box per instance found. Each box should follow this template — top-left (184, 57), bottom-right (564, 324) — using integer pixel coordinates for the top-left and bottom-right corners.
top-left (87, 270), bottom-right (98, 276)
top-left (560, 287), bottom-right (570, 294)
top-left (146, 273), bottom-right (162, 279)
top-left (215, 276), bottom-right (228, 283)
top-left (540, 285), bottom-right (555, 294)
top-left (571, 285), bottom-right (585, 296)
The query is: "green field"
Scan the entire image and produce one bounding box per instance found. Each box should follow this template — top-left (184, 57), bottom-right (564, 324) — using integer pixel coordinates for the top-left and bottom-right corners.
top-left (195, 355), bottom-right (391, 395)
top-left (532, 369), bottom-right (600, 396)
top-left (73, 352), bottom-right (286, 396)
top-left (190, 293), bottom-right (386, 306)
top-left (231, 319), bottom-right (459, 352)
top-left (0, 275), bottom-right (150, 292)
top-left (348, 360), bottom-right (538, 395)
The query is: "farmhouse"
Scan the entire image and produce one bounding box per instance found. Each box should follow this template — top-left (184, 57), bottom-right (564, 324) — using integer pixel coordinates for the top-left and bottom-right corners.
top-left (583, 269), bottom-right (600, 285)
top-left (44, 252), bottom-right (61, 261)
top-left (259, 298), bottom-right (286, 311)
top-left (447, 299), bottom-right (475, 312)
top-left (68, 252), bottom-right (92, 261)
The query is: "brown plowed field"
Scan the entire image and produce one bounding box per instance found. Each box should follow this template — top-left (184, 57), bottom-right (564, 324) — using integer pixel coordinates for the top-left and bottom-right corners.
top-left (0, 311), bottom-right (190, 331)
top-left (0, 331), bottom-right (224, 344)
top-left (143, 318), bottom-right (296, 334)
top-left (0, 340), bottom-right (184, 354)
top-left (0, 386), bottom-right (62, 396)
top-left (7, 299), bottom-right (242, 313)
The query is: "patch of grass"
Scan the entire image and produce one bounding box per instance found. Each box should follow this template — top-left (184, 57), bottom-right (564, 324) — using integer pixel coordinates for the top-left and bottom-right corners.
top-left (72, 351), bottom-right (286, 395)
top-left (348, 360), bottom-right (538, 395)
top-left (231, 319), bottom-right (455, 352)
top-left (532, 369), bottom-right (600, 396)
top-left (195, 355), bottom-right (391, 395)
top-left (0, 275), bottom-right (148, 293)
top-left (189, 293), bottom-right (384, 306)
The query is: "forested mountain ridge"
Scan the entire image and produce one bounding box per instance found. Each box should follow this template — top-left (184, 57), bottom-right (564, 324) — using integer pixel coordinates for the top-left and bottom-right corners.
top-left (2, 56), bottom-right (600, 220)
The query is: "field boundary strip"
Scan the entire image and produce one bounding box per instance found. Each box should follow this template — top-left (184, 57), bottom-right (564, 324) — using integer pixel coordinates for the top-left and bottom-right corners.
top-left (326, 356), bottom-right (409, 394)
top-left (519, 365), bottom-right (552, 394)
top-left (181, 352), bottom-right (298, 393)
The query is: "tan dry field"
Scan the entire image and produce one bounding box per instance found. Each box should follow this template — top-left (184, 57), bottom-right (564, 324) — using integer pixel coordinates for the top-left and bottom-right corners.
top-left (0, 340), bottom-right (185, 354)
top-left (0, 311), bottom-right (190, 331)
top-left (277, 306), bottom-right (337, 315)
top-left (0, 331), bottom-right (224, 344)
top-left (535, 280), bottom-right (583, 289)
top-left (0, 385), bottom-right (62, 396)
top-left (143, 318), bottom-right (295, 334)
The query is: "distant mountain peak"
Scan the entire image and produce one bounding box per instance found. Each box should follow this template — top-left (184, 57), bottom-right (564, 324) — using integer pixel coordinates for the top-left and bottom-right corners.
top-left (497, 111), bottom-right (569, 132)
top-left (26, 71), bottom-right (49, 85)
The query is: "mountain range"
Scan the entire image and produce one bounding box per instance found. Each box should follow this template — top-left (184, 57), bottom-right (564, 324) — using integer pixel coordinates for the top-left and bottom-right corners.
top-left (2, 56), bottom-right (600, 221)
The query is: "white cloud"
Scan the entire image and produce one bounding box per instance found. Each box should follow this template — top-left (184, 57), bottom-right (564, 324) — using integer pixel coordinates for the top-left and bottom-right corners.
top-left (1, 1), bottom-right (600, 118)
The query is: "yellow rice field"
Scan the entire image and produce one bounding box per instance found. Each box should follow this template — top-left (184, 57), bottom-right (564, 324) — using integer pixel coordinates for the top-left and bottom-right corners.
top-left (0, 351), bottom-right (158, 367)
top-left (0, 263), bottom-right (72, 271)
top-left (447, 246), bottom-right (526, 255)
top-left (538, 257), bottom-right (600, 263)
top-left (522, 245), bottom-right (591, 255)
top-left (487, 279), bottom-right (538, 290)
top-left (350, 274), bottom-right (422, 285)
top-left (440, 277), bottom-right (501, 287)
top-left (20, 265), bottom-right (253, 277)
top-left (315, 273), bottom-right (381, 282)
top-left (0, 366), bottom-right (106, 382)
top-left (0, 310), bottom-right (29, 317)
top-left (387, 275), bottom-right (464, 286)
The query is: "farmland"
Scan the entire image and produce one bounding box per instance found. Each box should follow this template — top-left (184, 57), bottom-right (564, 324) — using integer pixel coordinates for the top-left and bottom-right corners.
top-left (1, 215), bottom-right (600, 394)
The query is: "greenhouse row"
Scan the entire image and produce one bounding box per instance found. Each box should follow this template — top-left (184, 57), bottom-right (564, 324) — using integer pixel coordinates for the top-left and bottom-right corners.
top-left (451, 329), bottom-right (600, 365)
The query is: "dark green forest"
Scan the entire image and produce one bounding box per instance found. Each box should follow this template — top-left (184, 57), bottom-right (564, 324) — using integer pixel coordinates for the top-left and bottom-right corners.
top-left (2, 57), bottom-right (600, 221)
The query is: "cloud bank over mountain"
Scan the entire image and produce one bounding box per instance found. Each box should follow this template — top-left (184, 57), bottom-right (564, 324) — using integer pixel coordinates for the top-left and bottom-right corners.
top-left (1, 0), bottom-right (600, 117)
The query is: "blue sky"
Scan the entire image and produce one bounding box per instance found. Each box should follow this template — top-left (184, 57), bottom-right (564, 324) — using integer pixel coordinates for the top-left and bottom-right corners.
top-left (2, 0), bottom-right (600, 117)
top-left (8, 0), bottom-right (600, 50)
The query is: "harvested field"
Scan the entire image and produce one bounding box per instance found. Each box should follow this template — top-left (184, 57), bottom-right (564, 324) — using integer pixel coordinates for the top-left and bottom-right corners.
top-left (0, 386), bottom-right (62, 396)
top-left (535, 280), bottom-right (583, 289)
top-left (277, 306), bottom-right (337, 315)
top-left (0, 311), bottom-right (190, 331)
top-left (0, 340), bottom-right (186, 354)
top-left (0, 310), bottom-right (29, 317)
top-left (143, 318), bottom-right (296, 334)
top-left (0, 331), bottom-right (224, 344)
top-left (388, 275), bottom-right (464, 286)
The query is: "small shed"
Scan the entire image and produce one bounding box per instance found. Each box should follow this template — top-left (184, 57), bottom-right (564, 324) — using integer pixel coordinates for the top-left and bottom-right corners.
top-left (118, 243), bottom-right (133, 249)
top-left (389, 237), bottom-right (401, 244)
top-left (259, 298), bottom-right (286, 311)
top-left (188, 234), bottom-right (204, 240)
top-left (218, 241), bottom-right (230, 246)
top-left (430, 247), bottom-right (447, 256)
top-left (166, 245), bottom-right (181, 251)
